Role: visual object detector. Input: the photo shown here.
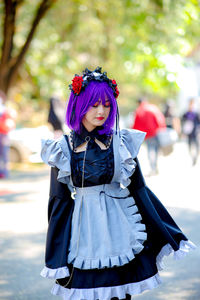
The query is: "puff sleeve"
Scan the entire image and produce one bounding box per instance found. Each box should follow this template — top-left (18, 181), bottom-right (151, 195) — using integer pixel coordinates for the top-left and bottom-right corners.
top-left (118, 129), bottom-right (146, 187)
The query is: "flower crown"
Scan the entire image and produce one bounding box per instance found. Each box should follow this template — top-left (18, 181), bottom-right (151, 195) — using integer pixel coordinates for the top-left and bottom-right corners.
top-left (69, 67), bottom-right (119, 98)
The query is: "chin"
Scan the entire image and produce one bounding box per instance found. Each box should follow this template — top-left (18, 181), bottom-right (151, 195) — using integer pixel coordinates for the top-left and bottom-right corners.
top-left (95, 121), bottom-right (105, 126)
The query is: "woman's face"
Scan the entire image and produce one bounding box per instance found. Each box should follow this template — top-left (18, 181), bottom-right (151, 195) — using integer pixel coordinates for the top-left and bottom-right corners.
top-left (82, 99), bottom-right (111, 132)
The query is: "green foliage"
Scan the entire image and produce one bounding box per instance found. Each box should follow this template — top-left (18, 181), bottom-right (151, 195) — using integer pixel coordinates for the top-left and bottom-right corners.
top-left (1, 0), bottom-right (200, 117)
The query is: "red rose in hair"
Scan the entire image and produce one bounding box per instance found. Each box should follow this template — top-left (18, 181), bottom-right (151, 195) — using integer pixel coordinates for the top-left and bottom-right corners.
top-left (72, 76), bottom-right (83, 95)
top-left (112, 79), bottom-right (119, 98)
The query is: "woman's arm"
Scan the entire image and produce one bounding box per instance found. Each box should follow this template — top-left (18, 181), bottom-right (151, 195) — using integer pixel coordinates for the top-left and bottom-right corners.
top-left (45, 167), bottom-right (74, 270)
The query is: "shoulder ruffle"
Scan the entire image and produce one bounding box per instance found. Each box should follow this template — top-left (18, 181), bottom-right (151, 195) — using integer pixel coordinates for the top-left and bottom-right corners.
top-left (119, 129), bottom-right (146, 187)
top-left (41, 136), bottom-right (71, 184)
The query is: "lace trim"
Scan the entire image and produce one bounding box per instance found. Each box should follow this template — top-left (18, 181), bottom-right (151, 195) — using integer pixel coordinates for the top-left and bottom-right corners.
top-left (156, 239), bottom-right (196, 270)
top-left (40, 266), bottom-right (70, 279)
top-left (41, 239), bottom-right (195, 299)
top-left (67, 243), bottom-right (147, 270)
top-left (40, 240), bottom-right (195, 280)
top-left (51, 273), bottom-right (161, 300)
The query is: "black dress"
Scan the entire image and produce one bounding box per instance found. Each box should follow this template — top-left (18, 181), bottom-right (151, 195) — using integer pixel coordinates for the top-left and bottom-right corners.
top-left (40, 127), bottom-right (195, 300)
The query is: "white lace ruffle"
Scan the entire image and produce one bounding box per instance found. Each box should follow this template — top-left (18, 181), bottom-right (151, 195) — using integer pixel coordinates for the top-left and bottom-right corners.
top-left (41, 137), bottom-right (71, 184)
top-left (156, 239), bottom-right (196, 270)
top-left (119, 129), bottom-right (146, 187)
top-left (51, 273), bottom-right (161, 300)
top-left (68, 245), bottom-right (147, 270)
top-left (40, 266), bottom-right (70, 279)
top-left (45, 239), bottom-right (195, 299)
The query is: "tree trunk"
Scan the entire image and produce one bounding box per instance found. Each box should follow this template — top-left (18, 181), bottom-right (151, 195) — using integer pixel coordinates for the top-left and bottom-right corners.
top-left (0, 0), bottom-right (57, 97)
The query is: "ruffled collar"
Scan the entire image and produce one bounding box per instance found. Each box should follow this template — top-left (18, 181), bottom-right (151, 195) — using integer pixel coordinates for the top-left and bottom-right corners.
top-left (71, 126), bottom-right (111, 149)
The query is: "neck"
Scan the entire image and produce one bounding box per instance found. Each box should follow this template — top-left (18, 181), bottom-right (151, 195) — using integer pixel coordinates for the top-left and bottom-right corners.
top-left (81, 120), bottom-right (96, 132)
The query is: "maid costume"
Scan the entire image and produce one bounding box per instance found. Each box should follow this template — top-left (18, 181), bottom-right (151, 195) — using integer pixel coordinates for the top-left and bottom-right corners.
top-left (41, 126), bottom-right (195, 300)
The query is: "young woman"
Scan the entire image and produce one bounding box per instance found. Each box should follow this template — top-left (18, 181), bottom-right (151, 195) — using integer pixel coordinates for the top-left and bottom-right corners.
top-left (41, 67), bottom-right (195, 300)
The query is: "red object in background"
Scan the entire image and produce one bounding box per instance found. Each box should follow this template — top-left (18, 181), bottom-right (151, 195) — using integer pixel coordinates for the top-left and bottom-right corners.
top-left (0, 111), bottom-right (16, 134)
top-left (0, 189), bottom-right (15, 195)
top-left (132, 101), bottom-right (166, 139)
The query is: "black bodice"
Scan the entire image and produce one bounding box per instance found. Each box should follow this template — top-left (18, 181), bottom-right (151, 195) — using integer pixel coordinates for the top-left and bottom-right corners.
top-left (69, 127), bottom-right (114, 187)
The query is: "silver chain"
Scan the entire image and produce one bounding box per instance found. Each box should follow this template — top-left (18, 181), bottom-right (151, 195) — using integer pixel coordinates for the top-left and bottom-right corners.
top-left (59, 136), bottom-right (91, 288)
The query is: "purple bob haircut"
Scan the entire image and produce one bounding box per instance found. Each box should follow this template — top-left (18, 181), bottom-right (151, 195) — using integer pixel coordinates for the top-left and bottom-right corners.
top-left (66, 81), bottom-right (118, 135)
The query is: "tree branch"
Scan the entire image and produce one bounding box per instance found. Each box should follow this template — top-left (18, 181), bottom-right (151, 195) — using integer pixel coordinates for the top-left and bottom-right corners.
top-left (12, 0), bottom-right (57, 70)
top-left (0, 0), bottom-right (17, 66)
top-left (7, 0), bottom-right (57, 90)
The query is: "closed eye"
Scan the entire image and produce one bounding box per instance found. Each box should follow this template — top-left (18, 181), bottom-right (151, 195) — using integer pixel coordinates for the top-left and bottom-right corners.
top-left (104, 100), bottom-right (111, 107)
top-left (92, 100), bottom-right (111, 108)
top-left (92, 101), bottom-right (99, 108)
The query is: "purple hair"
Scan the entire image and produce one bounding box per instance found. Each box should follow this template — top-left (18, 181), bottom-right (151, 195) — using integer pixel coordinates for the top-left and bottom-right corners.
top-left (66, 81), bottom-right (117, 135)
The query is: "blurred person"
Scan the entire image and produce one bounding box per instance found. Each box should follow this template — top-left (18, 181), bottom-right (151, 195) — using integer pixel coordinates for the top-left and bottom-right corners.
top-left (182, 98), bottom-right (200, 165)
top-left (0, 91), bottom-right (15, 178)
top-left (132, 97), bottom-right (166, 175)
top-left (40, 67), bottom-right (195, 300)
top-left (48, 96), bottom-right (65, 139)
top-left (163, 100), bottom-right (181, 135)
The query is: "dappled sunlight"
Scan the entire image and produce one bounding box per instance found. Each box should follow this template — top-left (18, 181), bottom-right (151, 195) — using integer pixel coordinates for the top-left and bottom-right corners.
top-left (0, 236), bottom-right (44, 260)
top-left (135, 262), bottom-right (200, 300)
top-left (165, 208), bottom-right (200, 244)
top-left (157, 290), bottom-right (197, 300)
top-left (139, 142), bottom-right (200, 212)
top-left (22, 244), bottom-right (44, 259)
top-left (161, 271), bottom-right (175, 278)
top-left (0, 232), bottom-right (54, 299)
top-left (0, 168), bottom-right (49, 234)
top-left (156, 277), bottom-right (200, 300)
top-left (0, 291), bottom-right (13, 298)
top-left (0, 201), bottom-right (48, 233)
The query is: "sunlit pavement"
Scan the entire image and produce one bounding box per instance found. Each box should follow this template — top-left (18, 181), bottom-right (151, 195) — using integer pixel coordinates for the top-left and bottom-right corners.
top-left (0, 141), bottom-right (199, 300)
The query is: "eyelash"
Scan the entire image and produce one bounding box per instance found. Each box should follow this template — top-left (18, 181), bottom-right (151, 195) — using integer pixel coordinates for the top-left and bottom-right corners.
top-left (93, 102), bottom-right (111, 108)
top-left (104, 103), bottom-right (111, 107)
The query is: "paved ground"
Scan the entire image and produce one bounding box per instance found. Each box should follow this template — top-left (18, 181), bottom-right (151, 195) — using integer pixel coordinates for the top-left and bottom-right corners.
top-left (0, 141), bottom-right (199, 300)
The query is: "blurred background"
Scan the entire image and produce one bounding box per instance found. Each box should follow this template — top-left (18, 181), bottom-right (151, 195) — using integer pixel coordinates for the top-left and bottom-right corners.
top-left (1, 0), bottom-right (200, 164)
top-left (0, 1), bottom-right (200, 299)
top-left (1, 0), bottom-right (200, 166)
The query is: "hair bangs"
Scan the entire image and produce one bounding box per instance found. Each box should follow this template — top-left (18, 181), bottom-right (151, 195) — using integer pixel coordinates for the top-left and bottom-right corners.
top-left (87, 81), bottom-right (115, 107)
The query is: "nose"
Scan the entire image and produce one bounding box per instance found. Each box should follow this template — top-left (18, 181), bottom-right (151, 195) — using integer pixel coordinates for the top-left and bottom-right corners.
top-left (97, 104), bottom-right (105, 114)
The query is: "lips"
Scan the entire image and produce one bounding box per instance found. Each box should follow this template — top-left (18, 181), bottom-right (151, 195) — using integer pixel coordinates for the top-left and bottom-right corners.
top-left (96, 117), bottom-right (104, 120)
